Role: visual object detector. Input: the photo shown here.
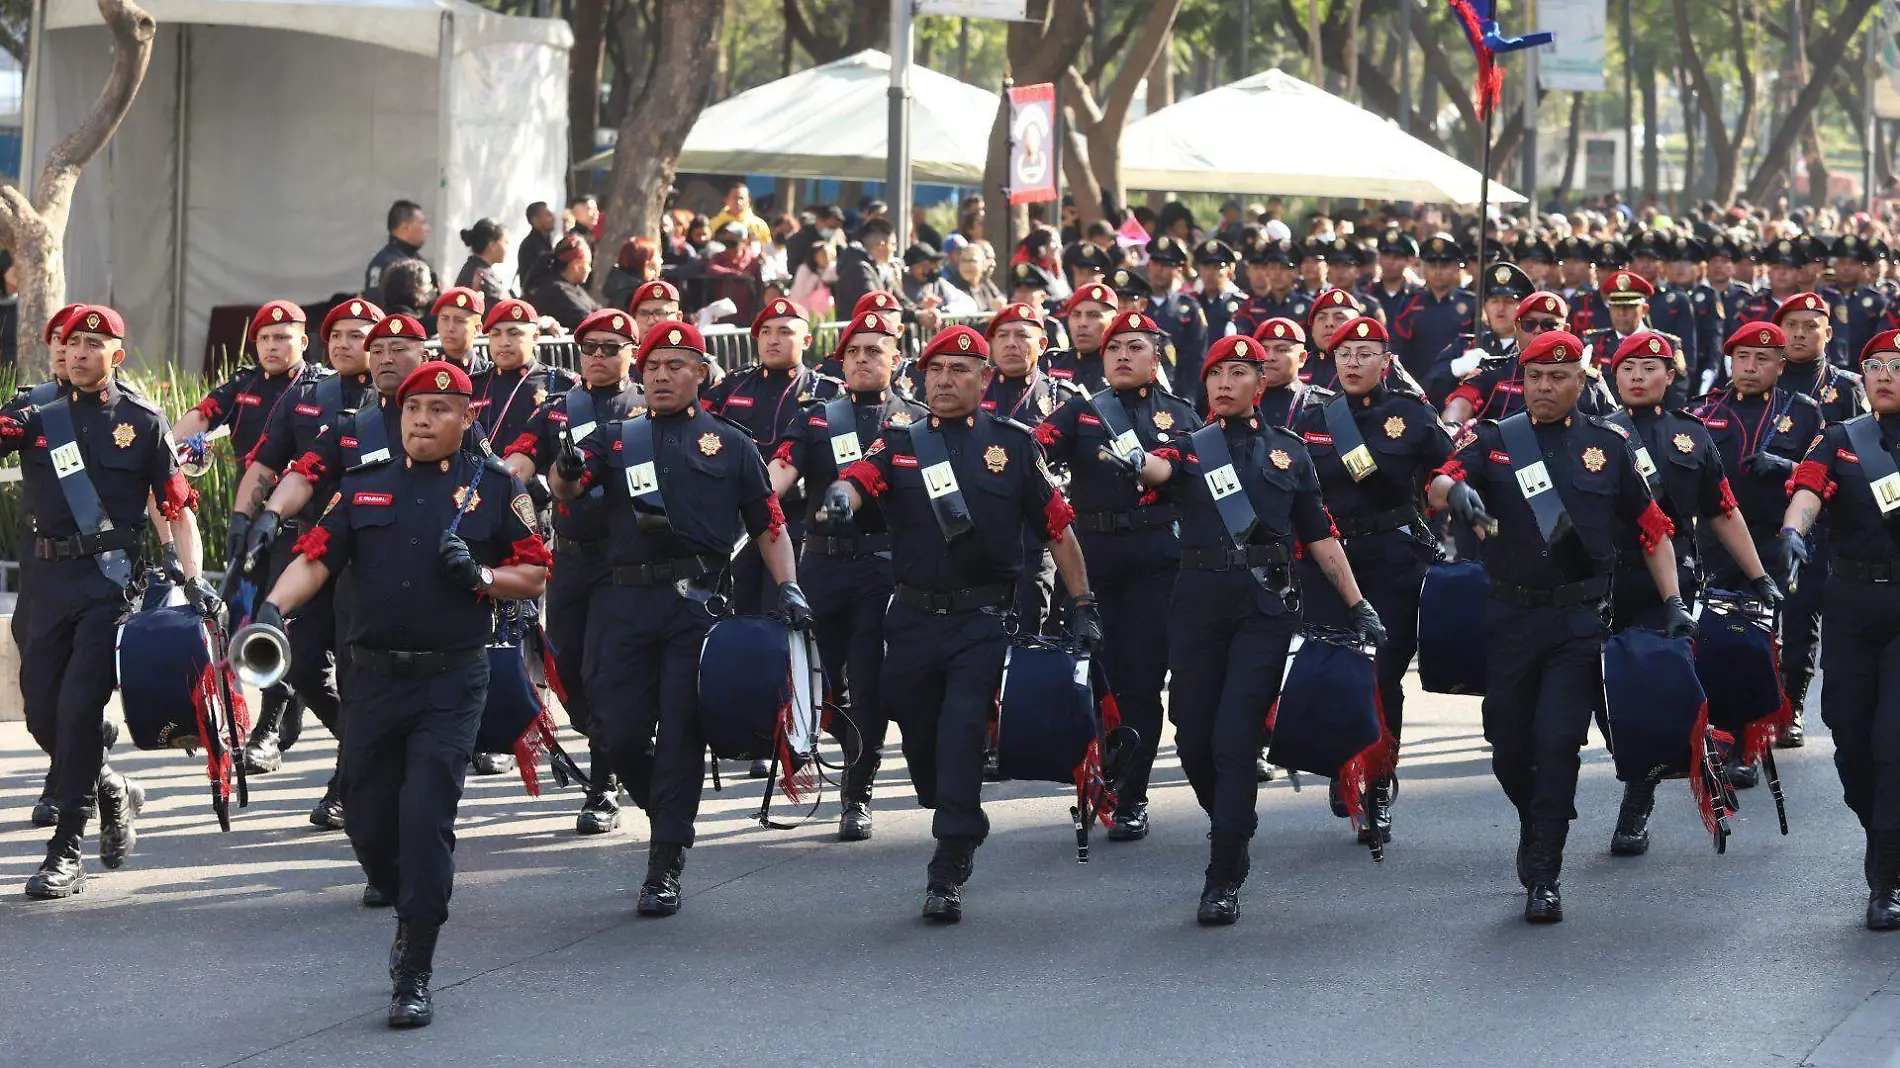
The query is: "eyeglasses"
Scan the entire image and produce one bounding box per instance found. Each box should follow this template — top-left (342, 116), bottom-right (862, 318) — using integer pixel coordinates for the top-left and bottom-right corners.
top-left (1333, 349), bottom-right (1387, 364)
top-left (1862, 356), bottom-right (1900, 376)
top-left (577, 340), bottom-right (630, 357)
top-left (1519, 318), bottom-right (1564, 333)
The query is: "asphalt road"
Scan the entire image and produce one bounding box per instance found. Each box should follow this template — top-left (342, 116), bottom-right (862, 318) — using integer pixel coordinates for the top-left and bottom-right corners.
top-left (1, 682), bottom-right (1896, 1068)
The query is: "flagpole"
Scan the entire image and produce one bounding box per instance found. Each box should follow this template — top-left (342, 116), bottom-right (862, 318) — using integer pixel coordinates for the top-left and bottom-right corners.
top-left (1474, 104), bottom-right (1495, 337)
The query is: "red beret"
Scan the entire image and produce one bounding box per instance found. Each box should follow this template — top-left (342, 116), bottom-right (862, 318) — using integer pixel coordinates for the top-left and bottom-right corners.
top-left (1201, 334), bottom-right (1268, 379)
top-left (320, 297), bottom-right (384, 338)
top-left (1516, 292), bottom-right (1570, 323)
top-left (1863, 330), bottom-right (1900, 362)
top-left (635, 319), bottom-right (707, 371)
top-left (397, 360), bottom-right (474, 405)
top-left (1100, 310), bottom-right (1163, 348)
top-left (1601, 270), bottom-right (1654, 304)
top-left (1326, 316), bottom-right (1388, 352)
top-left (553, 235), bottom-right (588, 263)
top-left (248, 300), bottom-right (307, 341)
top-left (45, 303), bottom-right (85, 345)
top-left (627, 279), bottom-right (681, 311)
top-left (832, 309), bottom-right (902, 357)
top-left (61, 305), bottom-right (125, 343)
top-left (984, 302), bottom-right (1046, 338)
top-left (1608, 331), bottom-right (1675, 369)
top-left (916, 325), bottom-right (989, 369)
top-left (1770, 291), bottom-right (1829, 325)
top-left (1725, 322), bottom-right (1786, 355)
top-left (1251, 317), bottom-right (1307, 345)
top-left (1307, 287), bottom-right (1363, 327)
top-left (1062, 282), bottom-right (1118, 315)
top-left (574, 308), bottom-right (638, 341)
top-left (850, 291), bottom-right (902, 320)
top-left (431, 287), bottom-right (485, 318)
top-left (750, 296), bottom-right (809, 339)
top-left (365, 314), bottom-right (426, 344)
top-left (1519, 329), bottom-right (1585, 365)
top-left (482, 298), bottom-right (538, 332)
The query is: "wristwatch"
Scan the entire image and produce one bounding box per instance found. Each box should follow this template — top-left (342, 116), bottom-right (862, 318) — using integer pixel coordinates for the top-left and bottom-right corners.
top-left (478, 566), bottom-right (495, 590)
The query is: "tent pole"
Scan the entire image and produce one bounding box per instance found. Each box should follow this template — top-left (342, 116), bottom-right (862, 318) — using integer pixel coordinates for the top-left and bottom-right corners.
top-left (169, 26), bottom-right (191, 367)
top-left (1001, 74), bottom-right (1014, 290)
top-left (888, 0), bottom-right (914, 250)
top-left (1473, 103), bottom-right (1494, 341)
top-left (20, 0), bottom-right (41, 185)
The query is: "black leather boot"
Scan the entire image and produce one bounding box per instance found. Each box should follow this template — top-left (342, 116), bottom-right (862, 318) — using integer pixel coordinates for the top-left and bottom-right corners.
top-left (362, 882), bottom-right (394, 908)
top-left (1515, 814), bottom-right (1532, 888)
top-left (923, 836), bottom-right (978, 922)
top-left (387, 921), bottom-right (438, 1028)
top-left (24, 833), bottom-right (85, 899)
top-left (240, 691), bottom-right (287, 774)
top-left (1197, 832), bottom-right (1249, 926)
top-left (1523, 820), bottom-right (1568, 924)
top-left (637, 844), bottom-right (685, 916)
top-left (1256, 750), bottom-right (1278, 783)
top-left (96, 770), bottom-right (144, 870)
top-left (472, 752), bottom-right (515, 775)
top-left (1726, 753), bottom-right (1760, 790)
top-left (1867, 831), bottom-right (1900, 932)
top-left (277, 694), bottom-right (305, 752)
top-left (575, 788), bottom-right (620, 835)
top-left (1357, 778), bottom-right (1395, 845)
top-left (1108, 800), bottom-right (1150, 842)
top-left (309, 777), bottom-right (345, 830)
top-left (1610, 780), bottom-right (1656, 857)
top-left (1778, 675), bottom-right (1809, 749)
top-left (838, 799), bottom-right (873, 841)
top-left (30, 767), bottom-right (57, 828)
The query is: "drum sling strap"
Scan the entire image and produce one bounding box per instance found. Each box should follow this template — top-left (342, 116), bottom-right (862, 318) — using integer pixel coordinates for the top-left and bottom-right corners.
top-left (1607, 411), bottom-right (1663, 496)
top-left (26, 379), bottom-right (60, 405)
top-left (39, 398), bottom-right (132, 587)
top-left (909, 419), bottom-right (975, 541)
top-left (619, 413), bottom-right (671, 525)
top-left (563, 385), bottom-right (600, 446)
top-left (1321, 394), bottom-right (1380, 483)
top-left (1087, 387), bottom-right (1144, 460)
top-left (1843, 414), bottom-right (1900, 517)
top-left (823, 394), bottom-right (866, 469)
top-left (1498, 412), bottom-right (1574, 546)
top-left (344, 401), bottom-right (393, 471)
top-left (1188, 421), bottom-right (1260, 547)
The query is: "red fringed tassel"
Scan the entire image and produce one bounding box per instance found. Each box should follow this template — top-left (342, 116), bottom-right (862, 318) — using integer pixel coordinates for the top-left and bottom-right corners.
top-left (191, 664), bottom-right (233, 802)
top-left (158, 472), bottom-right (199, 519)
top-left (1337, 717), bottom-right (1399, 831)
top-left (1044, 490), bottom-right (1075, 543)
top-left (1788, 460), bottom-right (1836, 500)
top-left (512, 704), bottom-right (560, 797)
top-left (1432, 458), bottom-right (1468, 484)
top-left (1715, 477), bottom-right (1740, 517)
top-left (770, 439), bottom-right (795, 466)
top-left (286, 451), bottom-right (326, 481)
top-left (1073, 738), bottom-right (1114, 830)
top-left (1636, 500), bottom-right (1675, 553)
top-left (226, 665), bottom-right (250, 735)
top-left (293, 525), bottom-right (331, 563)
top-left (192, 396), bottom-right (223, 420)
top-left (1032, 421), bottom-right (1060, 447)
top-left (1688, 701), bottom-right (1733, 836)
top-left (1447, 0), bottom-right (1503, 119)
top-left (764, 492), bottom-right (787, 542)
top-left (1099, 691), bottom-right (1122, 734)
top-left (501, 430), bottom-right (539, 459)
top-left (540, 636), bottom-right (569, 706)
top-left (841, 458), bottom-right (887, 498)
top-left (501, 534), bottom-right (553, 568)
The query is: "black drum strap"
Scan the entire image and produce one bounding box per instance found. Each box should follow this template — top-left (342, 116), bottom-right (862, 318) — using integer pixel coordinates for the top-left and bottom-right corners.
top-left (346, 401), bottom-right (393, 470)
top-left (1087, 388), bottom-right (1143, 459)
top-left (1607, 411), bottom-right (1663, 495)
top-left (909, 419), bottom-right (975, 541)
top-left (619, 413), bottom-right (669, 518)
top-left (313, 374), bottom-right (345, 416)
top-left (1321, 393), bottom-right (1380, 483)
top-left (1189, 421), bottom-right (1259, 547)
top-left (39, 399), bottom-right (132, 587)
top-left (563, 385), bottom-right (599, 445)
top-left (1498, 412), bottom-right (1572, 546)
top-left (823, 394), bottom-right (865, 469)
top-left (27, 379), bottom-right (60, 405)
top-left (1842, 414), bottom-right (1900, 516)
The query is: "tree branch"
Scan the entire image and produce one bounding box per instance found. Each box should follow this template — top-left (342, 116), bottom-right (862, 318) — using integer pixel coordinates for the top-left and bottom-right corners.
top-left (1742, 0), bottom-right (1876, 202)
top-left (1100, 0), bottom-right (1181, 132)
top-left (1081, 2), bottom-right (1146, 87)
top-left (38, 0), bottom-right (155, 218)
top-left (780, 0), bottom-right (842, 64)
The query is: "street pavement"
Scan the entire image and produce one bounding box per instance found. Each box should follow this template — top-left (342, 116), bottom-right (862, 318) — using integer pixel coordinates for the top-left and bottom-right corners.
top-left (1, 681), bottom-right (1897, 1068)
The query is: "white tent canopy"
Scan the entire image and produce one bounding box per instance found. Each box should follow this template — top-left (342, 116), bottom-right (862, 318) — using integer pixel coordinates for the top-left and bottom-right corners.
top-left (29, 0), bottom-right (572, 365)
top-left (579, 49), bottom-right (999, 185)
top-left (1122, 69), bottom-right (1525, 208)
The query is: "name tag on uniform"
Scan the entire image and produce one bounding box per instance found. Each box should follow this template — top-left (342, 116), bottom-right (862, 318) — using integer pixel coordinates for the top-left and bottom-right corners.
top-left (568, 421), bottom-right (596, 443)
top-left (358, 447), bottom-right (390, 466)
top-left (830, 432), bottom-right (863, 466)
top-left (1341, 443), bottom-right (1375, 481)
top-left (1109, 428), bottom-right (1140, 457)
top-left (1873, 472), bottom-right (1900, 515)
top-left (922, 461), bottom-right (960, 499)
top-left (1632, 446), bottom-right (1657, 479)
top-left (1204, 463), bottom-right (1242, 500)
top-left (1515, 459), bottom-right (1553, 498)
top-left (51, 441), bottom-right (83, 478)
top-left (626, 460), bottom-right (658, 496)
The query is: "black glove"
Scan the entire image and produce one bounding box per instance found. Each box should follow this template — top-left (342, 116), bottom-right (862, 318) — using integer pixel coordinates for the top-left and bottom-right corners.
top-left (775, 580), bottom-right (812, 629)
top-left (1750, 573), bottom-right (1785, 609)
top-left (1446, 481), bottom-right (1494, 533)
top-left (224, 512), bottom-right (251, 569)
top-left (1746, 452), bottom-right (1797, 480)
top-left (161, 543), bottom-right (187, 585)
top-left (1096, 444), bottom-right (1144, 483)
top-left (253, 600), bottom-right (285, 633)
top-left (243, 510), bottom-right (281, 570)
top-left (439, 531), bottom-right (486, 592)
top-left (555, 441), bottom-right (587, 482)
top-left (1778, 526), bottom-right (1810, 578)
top-left (1663, 594), bottom-right (1698, 639)
top-left (1349, 598), bottom-right (1388, 648)
top-left (820, 484), bottom-right (856, 529)
top-left (184, 575), bottom-right (224, 621)
top-left (1067, 595), bottom-right (1105, 655)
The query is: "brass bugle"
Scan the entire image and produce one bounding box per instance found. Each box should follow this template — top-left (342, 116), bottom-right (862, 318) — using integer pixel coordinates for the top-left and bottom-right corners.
top-left (228, 622), bottom-right (290, 689)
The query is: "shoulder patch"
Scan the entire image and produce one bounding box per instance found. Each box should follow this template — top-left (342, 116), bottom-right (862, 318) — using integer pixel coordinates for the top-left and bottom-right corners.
top-left (512, 493), bottom-right (537, 528)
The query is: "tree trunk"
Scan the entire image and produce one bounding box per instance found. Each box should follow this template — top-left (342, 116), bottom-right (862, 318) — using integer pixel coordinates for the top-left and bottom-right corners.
top-left (1309, 0), bottom-right (1324, 88)
top-left (1343, 0), bottom-right (1362, 101)
top-left (0, 0), bottom-right (154, 375)
top-left (1062, 0), bottom-right (1182, 226)
top-left (1639, 51), bottom-right (1658, 204)
top-left (592, 0), bottom-right (724, 300)
top-left (567, 0), bottom-right (607, 193)
top-left (1558, 91), bottom-right (1584, 198)
top-left (1678, 65), bottom-right (1697, 204)
top-left (1675, 0), bottom-right (1747, 205)
top-left (1743, 0), bottom-right (1877, 202)
top-left (1145, 23), bottom-right (1173, 212)
top-left (1408, 6), bottom-right (1483, 161)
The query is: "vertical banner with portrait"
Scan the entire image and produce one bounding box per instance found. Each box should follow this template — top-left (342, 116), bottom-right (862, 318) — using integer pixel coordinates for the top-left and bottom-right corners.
top-left (1007, 82), bottom-right (1059, 205)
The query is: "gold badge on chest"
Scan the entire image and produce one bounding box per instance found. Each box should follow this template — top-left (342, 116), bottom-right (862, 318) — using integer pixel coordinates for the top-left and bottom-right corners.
top-left (889, 410), bottom-right (913, 427)
top-left (1269, 449), bottom-right (1292, 470)
top-left (1581, 446), bottom-right (1607, 472)
top-left (453, 485), bottom-right (481, 511)
top-left (698, 432), bottom-right (722, 456)
top-left (1384, 416), bottom-right (1406, 439)
top-left (1038, 392), bottom-right (1052, 416)
top-left (1672, 433), bottom-right (1695, 454)
top-left (984, 444), bottom-right (1009, 473)
top-left (1153, 410), bottom-right (1175, 431)
top-left (1775, 415), bottom-right (1794, 434)
top-left (111, 423), bottom-right (135, 449)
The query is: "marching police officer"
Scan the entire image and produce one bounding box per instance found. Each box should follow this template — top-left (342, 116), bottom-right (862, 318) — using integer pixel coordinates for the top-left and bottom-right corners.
top-left (1426, 329), bottom-right (1694, 923)
top-left (1432, 262), bottom-right (1536, 405)
top-left (1585, 271), bottom-right (1691, 407)
top-left (1630, 233), bottom-right (1702, 388)
top-left (1708, 234), bottom-right (1756, 359)
top-left (1142, 237), bottom-right (1209, 394)
top-left (1292, 317), bottom-right (1450, 845)
top-left (1829, 236), bottom-right (1888, 370)
top-left (767, 310), bottom-right (926, 841)
top-left (822, 324), bottom-right (1095, 923)
top-left (1125, 333), bottom-right (1385, 925)
top-left (1251, 317), bottom-right (1329, 429)
top-left (1781, 326), bottom-right (1900, 929)
top-left (1444, 292), bottom-right (1619, 424)
top-left (472, 297), bottom-right (577, 453)
top-left (1034, 309), bottom-right (1200, 841)
top-left (1373, 230), bottom-right (1421, 323)
top-left (1738, 238), bottom-right (1806, 325)
top-left (258, 359), bottom-right (549, 1026)
top-left (1193, 239), bottom-right (1247, 342)
top-left (1392, 237), bottom-right (1475, 384)
top-left (1044, 281), bottom-right (1120, 396)
top-left (4, 305), bottom-right (215, 897)
top-left (502, 307), bottom-right (648, 835)
top-left (1235, 239), bottom-right (1313, 339)
top-left (1664, 236), bottom-right (1721, 390)
top-left (430, 287), bottom-right (491, 373)
top-left (1602, 330), bottom-right (1780, 854)
top-left (1302, 287), bottom-right (1370, 391)
top-left (550, 320), bottom-right (807, 918)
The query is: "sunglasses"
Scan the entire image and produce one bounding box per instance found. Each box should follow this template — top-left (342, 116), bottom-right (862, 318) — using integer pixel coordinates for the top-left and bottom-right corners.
top-left (1519, 318), bottom-right (1564, 333)
top-left (577, 340), bottom-right (630, 357)
top-left (1862, 357), bottom-right (1900, 376)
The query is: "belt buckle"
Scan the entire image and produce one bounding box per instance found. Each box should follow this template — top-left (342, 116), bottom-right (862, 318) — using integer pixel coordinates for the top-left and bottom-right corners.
top-left (387, 650), bottom-right (419, 677)
top-left (925, 591), bottom-right (952, 615)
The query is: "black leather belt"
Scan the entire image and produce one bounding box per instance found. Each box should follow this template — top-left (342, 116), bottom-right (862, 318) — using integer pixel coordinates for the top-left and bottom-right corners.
top-left (1073, 506), bottom-right (1180, 533)
top-left (1488, 574), bottom-right (1611, 608)
top-left (893, 582), bottom-right (1012, 614)
top-left (1332, 506), bottom-right (1417, 540)
top-left (806, 533), bottom-right (892, 557)
top-left (611, 554), bottom-right (721, 586)
top-left (1179, 543), bottom-right (1292, 571)
top-left (553, 535), bottom-right (607, 558)
top-left (348, 645), bottom-right (483, 679)
top-left (35, 527), bottom-right (140, 560)
top-left (1832, 557), bottom-right (1900, 584)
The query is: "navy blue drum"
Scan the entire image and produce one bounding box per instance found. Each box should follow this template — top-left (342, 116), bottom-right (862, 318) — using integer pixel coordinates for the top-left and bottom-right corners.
top-left (1418, 560), bottom-right (1489, 695)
